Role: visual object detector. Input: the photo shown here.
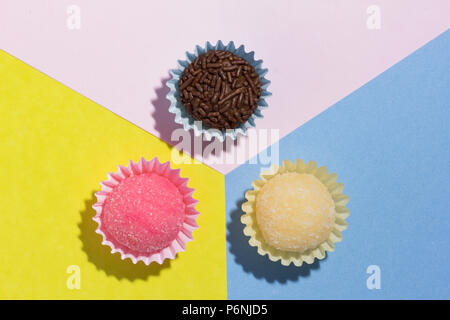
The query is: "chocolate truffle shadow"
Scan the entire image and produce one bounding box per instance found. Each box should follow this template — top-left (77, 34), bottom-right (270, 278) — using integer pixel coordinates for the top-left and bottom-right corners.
top-left (227, 197), bottom-right (325, 284)
top-left (150, 74), bottom-right (241, 160)
top-left (78, 191), bottom-right (170, 281)
top-left (151, 74), bottom-right (183, 145)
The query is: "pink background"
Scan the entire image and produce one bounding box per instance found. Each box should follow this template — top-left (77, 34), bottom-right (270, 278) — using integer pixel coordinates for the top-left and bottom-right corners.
top-left (1, 0), bottom-right (448, 173)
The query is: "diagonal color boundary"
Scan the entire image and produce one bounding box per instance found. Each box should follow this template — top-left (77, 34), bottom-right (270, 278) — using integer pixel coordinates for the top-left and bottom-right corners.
top-left (224, 30), bottom-right (450, 299)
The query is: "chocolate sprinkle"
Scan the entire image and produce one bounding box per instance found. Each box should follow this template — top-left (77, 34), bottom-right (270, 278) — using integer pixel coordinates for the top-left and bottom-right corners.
top-left (178, 50), bottom-right (262, 130)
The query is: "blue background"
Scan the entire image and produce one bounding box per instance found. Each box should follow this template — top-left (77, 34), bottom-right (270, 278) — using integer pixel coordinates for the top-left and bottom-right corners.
top-left (225, 31), bottom-right (450, 299)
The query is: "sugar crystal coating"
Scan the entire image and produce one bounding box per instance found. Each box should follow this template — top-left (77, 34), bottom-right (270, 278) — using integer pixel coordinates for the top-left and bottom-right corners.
top-left (102, 173), bottom-right (185, 253)
top-left (256, 172), bottom-right (335, 253)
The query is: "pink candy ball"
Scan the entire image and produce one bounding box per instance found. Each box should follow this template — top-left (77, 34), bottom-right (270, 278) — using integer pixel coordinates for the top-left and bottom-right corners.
top-left (102, 172), bottom-right (186, 254)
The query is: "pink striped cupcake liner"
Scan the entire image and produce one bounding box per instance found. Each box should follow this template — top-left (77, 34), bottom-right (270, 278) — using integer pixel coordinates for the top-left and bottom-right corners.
top-left (92, 157), bottom-right (199, 265)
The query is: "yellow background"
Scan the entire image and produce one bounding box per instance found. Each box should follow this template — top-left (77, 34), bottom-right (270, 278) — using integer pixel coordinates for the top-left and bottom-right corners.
top-left (0, 50), bottom-right (227, 299)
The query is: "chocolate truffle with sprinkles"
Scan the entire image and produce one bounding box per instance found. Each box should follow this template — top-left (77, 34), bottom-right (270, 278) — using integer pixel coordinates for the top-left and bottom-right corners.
top-left (178, 50), bottom-right (262, 131)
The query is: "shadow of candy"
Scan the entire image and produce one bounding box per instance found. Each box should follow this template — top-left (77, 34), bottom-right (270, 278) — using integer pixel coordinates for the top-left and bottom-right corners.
top-left (227, 197), bottom-right (326, 284)
top-left (150, 74), bottom-right (183, 145)
top-left (150, 73), bottom-right (241, 161)
top-left (78, 191), bottom-right (171, 281)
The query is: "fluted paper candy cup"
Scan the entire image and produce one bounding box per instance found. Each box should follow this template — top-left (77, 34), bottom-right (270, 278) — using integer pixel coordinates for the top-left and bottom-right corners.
top-left (166, 40), bottom-right (271, 142)
top-left (92, 157), bottom-right (199, 265)
top-left (241, 159), bottom-right (349, 267)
